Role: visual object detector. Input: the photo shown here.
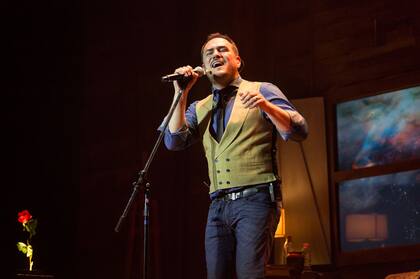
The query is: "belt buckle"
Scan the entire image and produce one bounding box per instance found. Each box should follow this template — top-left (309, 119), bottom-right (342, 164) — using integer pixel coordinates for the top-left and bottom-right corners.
top-left (231, 192), bottom-right (241, 201)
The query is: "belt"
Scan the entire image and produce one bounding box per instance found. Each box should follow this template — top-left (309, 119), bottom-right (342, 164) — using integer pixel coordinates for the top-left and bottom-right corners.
top-left (215, 184), bottom-right (272, 201)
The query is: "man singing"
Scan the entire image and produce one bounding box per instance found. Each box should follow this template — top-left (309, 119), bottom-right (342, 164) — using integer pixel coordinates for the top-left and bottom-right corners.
top-left (162, 33), bottom-right (308, 279)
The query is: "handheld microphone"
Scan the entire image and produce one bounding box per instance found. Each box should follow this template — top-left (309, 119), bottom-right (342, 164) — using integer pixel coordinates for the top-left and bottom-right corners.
top-left (161, 66), bottom-right (208, 82)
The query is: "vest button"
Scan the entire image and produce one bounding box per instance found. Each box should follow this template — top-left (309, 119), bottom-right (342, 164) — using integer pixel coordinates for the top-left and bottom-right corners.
top-left (217, 170), bottom-right (221, 173)
top-left (226, 169), bottom-right (230, 172)
top-left (226, 181), bottom-right (231, 184)
top-left (226, 158), bottom-right (230, 161)
top-left (219, 181), bottom-right (223, 185)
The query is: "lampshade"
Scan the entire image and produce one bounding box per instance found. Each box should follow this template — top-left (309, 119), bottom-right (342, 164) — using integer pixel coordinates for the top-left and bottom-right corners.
top-left (275, 208), bottom-right (286, 238)
top-left (345, 213), bottom-right (388, 242)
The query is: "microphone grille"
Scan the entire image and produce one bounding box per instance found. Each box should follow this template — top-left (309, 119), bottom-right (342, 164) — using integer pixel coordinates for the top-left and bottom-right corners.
top-left (193, 66), bottom-right (205, 77)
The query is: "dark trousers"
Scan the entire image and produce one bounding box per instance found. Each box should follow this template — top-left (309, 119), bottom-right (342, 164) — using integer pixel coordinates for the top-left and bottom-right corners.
top-left (205, 191), bottom-right (280, 279)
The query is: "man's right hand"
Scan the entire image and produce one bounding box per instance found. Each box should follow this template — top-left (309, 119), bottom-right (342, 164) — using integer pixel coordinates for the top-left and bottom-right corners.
top-left (173, 65), bottom-right (200, 94)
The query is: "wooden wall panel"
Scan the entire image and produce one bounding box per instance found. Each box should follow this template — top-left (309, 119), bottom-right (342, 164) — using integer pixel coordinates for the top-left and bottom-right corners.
top-left (77, 0), bottom-right (420, 277)
top-left (78, 0), bottom-right (420, 277)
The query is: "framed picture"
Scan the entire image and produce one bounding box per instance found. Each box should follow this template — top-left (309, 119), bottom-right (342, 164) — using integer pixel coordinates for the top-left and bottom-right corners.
top-left (326, 75), bottom-right (420, 266)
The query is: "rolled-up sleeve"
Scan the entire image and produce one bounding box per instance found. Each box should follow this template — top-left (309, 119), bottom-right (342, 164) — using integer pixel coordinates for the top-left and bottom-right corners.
top-left (158, 101), bottom-right (200, 150)
top-left (260, 83), bottom-right (308, 141)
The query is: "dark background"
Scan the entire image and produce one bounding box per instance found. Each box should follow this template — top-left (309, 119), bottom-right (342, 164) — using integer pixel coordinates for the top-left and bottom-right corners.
top-left (5, 0), bottom-right (420, 278)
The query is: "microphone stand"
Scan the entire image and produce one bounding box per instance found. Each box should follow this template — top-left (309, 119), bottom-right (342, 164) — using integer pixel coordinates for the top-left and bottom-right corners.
top-left (114, 87), bottom-right (186, 279)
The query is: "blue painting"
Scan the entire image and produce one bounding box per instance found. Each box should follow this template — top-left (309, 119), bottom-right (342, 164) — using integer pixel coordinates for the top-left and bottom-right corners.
top-left (339, 170), bottom-right (420, 251)
top-left (336, 86), bottom-right (420, 170)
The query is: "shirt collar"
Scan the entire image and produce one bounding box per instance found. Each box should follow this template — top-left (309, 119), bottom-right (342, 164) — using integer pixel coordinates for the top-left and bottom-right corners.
top-left (211, 76), bottom-right (242, 94)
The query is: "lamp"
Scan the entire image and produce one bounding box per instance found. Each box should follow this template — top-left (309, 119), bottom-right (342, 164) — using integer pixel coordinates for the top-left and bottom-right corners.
top-left (271, 207), bottom-right (286, 265)
top-left (275, 208), bottom-right (286, 238)
top-left (345, 213), bottom-right (388, 242)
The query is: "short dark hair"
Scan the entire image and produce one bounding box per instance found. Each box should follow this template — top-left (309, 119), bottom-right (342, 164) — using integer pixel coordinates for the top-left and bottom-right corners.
top-left (200, 32), bottom-right (239, 57)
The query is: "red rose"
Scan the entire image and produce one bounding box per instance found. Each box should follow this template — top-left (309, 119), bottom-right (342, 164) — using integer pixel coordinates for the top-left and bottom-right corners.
top-left (18, 210), bottom-right (32, 224)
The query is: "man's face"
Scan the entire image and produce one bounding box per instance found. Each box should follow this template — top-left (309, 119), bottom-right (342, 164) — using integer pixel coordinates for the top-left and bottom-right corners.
top-left (202, 38), bottom-right (241, 81)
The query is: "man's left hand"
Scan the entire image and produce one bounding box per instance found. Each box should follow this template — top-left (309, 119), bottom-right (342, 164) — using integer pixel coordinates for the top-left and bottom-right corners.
top-left (239, 91), bottom-right (268, 109)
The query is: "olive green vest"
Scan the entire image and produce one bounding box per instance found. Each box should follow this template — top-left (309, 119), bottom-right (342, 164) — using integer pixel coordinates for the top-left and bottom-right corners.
top-left (196, 80), bottom-right (278, 193)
